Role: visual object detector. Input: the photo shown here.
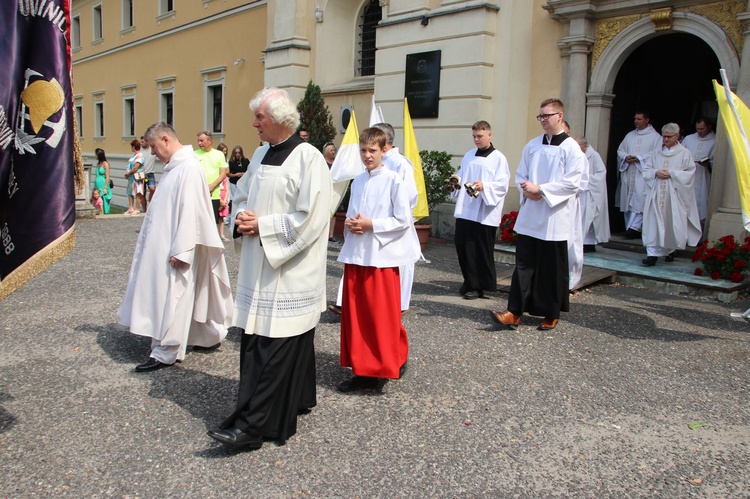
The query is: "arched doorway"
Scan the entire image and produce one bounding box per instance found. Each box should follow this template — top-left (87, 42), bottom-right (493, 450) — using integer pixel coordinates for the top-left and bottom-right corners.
top-left (605, 33), bottom-right (721, 233)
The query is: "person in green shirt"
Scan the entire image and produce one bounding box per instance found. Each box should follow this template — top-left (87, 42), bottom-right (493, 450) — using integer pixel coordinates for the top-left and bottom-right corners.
top-left (195, 131), bottom-right (228, 236)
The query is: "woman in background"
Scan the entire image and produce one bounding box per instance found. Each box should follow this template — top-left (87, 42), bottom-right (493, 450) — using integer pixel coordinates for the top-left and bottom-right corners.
top-left (94, 148), bottom-right (112, 214)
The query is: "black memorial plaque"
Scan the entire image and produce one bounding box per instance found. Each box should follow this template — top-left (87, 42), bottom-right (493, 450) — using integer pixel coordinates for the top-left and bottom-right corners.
top-left (404, 50), bottom-right (441, 118)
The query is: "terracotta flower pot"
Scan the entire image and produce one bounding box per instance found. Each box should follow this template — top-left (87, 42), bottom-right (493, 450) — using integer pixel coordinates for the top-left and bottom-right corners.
top-left (333, 211), bottom-right (347, 238)
top-left (415, 223), bottom-right (432, 252)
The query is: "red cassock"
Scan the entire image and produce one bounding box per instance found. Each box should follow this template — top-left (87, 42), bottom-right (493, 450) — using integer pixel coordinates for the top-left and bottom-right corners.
top-left (340, 264), bottom-right (408, 379)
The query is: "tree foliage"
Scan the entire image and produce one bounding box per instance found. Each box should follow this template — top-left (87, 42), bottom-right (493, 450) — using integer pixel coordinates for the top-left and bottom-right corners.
top-left (419, 149), bottom-right (455, 212)
top-left (297, 81), bottom-right (336, 151)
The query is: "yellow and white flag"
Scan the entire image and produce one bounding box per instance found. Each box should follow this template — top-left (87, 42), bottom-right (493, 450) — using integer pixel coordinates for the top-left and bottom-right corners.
top-left (369, 95), bottom-right (384, 126)
top-left (714, 69), bottom-right (750, 231)
top-left (403, 98), bottom-right (429, 220)
top-left (329, 110), bottom-right (362, 213)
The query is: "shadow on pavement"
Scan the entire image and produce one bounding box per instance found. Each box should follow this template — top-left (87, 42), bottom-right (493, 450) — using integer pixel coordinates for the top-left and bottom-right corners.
top-left (567, 303), bottom-right (722, 341)
top-left (0, 392), bottom-right (16, 434)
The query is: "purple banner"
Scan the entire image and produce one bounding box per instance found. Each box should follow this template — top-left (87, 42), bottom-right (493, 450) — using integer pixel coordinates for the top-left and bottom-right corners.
top-left (0, 0), bottom-right (76, 299)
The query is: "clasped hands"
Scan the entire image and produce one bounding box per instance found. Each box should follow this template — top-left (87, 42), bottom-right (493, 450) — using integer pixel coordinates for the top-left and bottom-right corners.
top-left (236, 210), bottom-right (259, 236)
top-left (345, 213), bottom-right (372, 234)
top-left (655, 169), bottom-right (671, 180)
top-left (520, 181), bottom-right (543, 201)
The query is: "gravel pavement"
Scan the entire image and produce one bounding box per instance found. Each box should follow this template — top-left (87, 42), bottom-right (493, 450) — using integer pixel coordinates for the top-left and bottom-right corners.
top-left (1, 216), bottom-right (749, 498)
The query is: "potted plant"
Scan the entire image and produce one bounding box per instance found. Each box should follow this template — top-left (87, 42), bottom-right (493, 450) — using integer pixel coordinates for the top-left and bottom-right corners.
top-left (498, 210), bottom-right (518, 245)
top-left (415, 150), bottom-right (455, 249)
top-left (692, 234), bottom-right (750, 282)
top-left (332, 184), bottom-right (350, 238)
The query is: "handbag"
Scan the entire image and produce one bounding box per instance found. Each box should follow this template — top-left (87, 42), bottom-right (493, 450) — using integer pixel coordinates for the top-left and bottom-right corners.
top-left (133, 171), bottom-right (145, 181)
top-left (109, 179), bottom-right (114, 189)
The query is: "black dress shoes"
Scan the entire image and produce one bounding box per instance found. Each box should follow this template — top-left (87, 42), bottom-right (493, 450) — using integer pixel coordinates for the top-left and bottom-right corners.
top-left (135, 358), bottom-right (174, 372)
top-left (399, 361), bottom-right (408, 378)
top-left (623, 229), bottom-right (642, 240)
top-left (458, 283), bottom-right (470, 296)
top-left (207, 427), bottom-right (263, 448)
top-left (583, 244), bottom-right (597, 253)
top-left (463, 290), bottom-right (486, 300)
top-left (192, 343), bottom-right (221, 351)
top-left (665, 251), bottom-right (676, 262)
top-left (337, 375), bottom-right (381, 392)
top-left (642, 256), bottom-right (658, 267)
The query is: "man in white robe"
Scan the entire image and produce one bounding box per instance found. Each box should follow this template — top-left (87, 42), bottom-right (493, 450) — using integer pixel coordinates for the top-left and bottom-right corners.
top-left (450, 120), bottom-right (510, 300)
top-left (492, 99), bottom-right (585, 330)
top-left (118, 122), bottom-right (233, 372)
top-left (641, 123), bottom-right (702, 266)
top-left (576, 137), bottom-right (610, 251)
top-left (681, 118), bottom-right (715, 231)
top-left (208, 88), bottom-right (332, 449)
top-left (562, 121), bottom-right (588, 290)
top-left (374, 122), bottom-right (419, 312)
top-left (616, 111), bottom-right (662, 238)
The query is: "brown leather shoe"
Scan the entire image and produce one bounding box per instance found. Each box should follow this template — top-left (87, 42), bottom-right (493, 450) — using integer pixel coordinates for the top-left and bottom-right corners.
top-left (539, 318), bottom-right (559, 330)
top-left (490, 310), bottom-right (521, 329)
top-left (328, 304), bottom-right (341, 314)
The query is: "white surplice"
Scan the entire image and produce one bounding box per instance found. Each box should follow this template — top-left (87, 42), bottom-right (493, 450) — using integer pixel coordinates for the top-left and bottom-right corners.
top-left (338, 166), bottom-right (420, 268)
top-left (581, 146), bottom-right (611, 244)
top-left (616, 125), bottom-right (662, 215)
top-left (382, 147), bottom-right (419, 310)
top-left (642, 144), bottom-right (702, 253)
top-left (233, 142), bottom-right (333, 339)
top-left (681, 131), bottom-right (715, 221)
top-left (451, 148), bottom-right (510, 226)
top-left (118, 145), bottom-right (233, 361)
top-left (514, 135), bottom-right (585, 241)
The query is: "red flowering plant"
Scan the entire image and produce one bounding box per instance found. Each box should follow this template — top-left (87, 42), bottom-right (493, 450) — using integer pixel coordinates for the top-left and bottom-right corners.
top-left (692, 235), bottom-right (750, 283)
top-left (499, 211), bottom-right (518, 244)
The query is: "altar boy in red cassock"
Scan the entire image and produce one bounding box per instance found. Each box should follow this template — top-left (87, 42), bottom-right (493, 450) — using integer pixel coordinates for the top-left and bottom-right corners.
top-left (336, 128), bottom-right (420, 392)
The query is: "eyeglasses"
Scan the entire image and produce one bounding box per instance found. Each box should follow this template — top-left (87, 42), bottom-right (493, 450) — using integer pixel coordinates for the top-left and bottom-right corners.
top-left (662, 134), bottom-right (678, 139)
top-left (536, 112), bottom-right (561, 122)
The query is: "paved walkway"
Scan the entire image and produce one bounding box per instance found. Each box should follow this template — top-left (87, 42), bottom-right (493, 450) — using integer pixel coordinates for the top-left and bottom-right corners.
top-left (1, 216), bottom-right (749, 497)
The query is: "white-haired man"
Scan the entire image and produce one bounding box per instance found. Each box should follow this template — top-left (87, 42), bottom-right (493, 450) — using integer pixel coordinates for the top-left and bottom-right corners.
top-left (208, 88), bottom-right (333, 449)
top-left (641, 123), bottom-right (702, 266)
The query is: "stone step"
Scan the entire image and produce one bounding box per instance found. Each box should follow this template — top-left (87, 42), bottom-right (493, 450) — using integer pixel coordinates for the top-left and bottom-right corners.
top-left (494, 242), bottom-right (748, 303)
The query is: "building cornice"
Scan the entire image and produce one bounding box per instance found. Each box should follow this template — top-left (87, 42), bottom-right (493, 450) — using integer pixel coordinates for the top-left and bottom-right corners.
top-left (378, 1), bottom-right (500, 28)
top-left (72, 2), bottom-right (266, 66)
top-left (543, 0), bottom-right (721, 21)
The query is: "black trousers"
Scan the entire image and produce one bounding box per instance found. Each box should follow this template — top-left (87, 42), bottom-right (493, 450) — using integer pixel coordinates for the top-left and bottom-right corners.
top-left (454, 218), bottom-right (498, 292)
top-left (220, 328), bottom-right (317, 442)
top-left (507, 234), bottom-right (569, 319)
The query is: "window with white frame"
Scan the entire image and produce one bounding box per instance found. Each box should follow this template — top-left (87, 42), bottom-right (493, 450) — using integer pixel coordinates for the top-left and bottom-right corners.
top-left (201, 67), bottom-right (225, 138)
top-left (92, 4), bottom-right (103, 42)
top-left (123, 97), bottom-right (135, 137)
top-left (94, 104), bottom-right (104, 138)
top-left (122, 0), bottom-right (133, 30)
top-left (159, 0), bottom-right (174, 15)
top-left (75, 100), bottom-right (83, 138)
top-left (72, 15), bottom-right (81, 50)
top-left (161, 92), bottom-right (174, 127)
top-left (209, 85), bottom-right (223, 134)
top-left (357, 0), bottom-right (381, 77)
top-left (93, 92), bottom-right (105, 138)
top-left (156, 76), bottom-right (176, 127)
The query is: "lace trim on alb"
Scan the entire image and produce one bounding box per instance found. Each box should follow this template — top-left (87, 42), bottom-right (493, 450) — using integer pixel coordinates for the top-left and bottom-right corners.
top-left (235, 285), bottom-right (324, 318)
